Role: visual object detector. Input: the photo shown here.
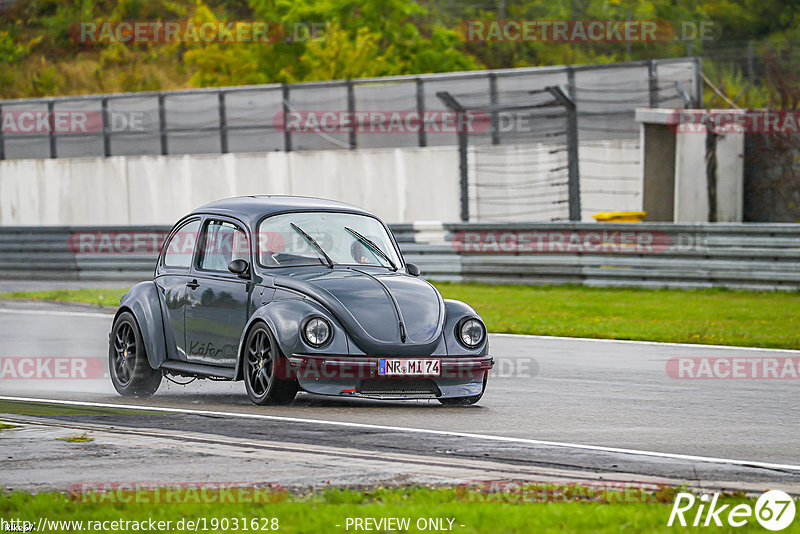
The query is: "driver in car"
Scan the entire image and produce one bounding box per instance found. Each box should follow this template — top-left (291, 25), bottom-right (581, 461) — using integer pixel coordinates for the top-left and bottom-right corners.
top-left (350, 240), bottom-right (373, 264)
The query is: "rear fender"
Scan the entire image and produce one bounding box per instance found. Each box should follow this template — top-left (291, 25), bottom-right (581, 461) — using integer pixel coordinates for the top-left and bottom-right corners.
top-left (116, 281), bottom-right (167, 369)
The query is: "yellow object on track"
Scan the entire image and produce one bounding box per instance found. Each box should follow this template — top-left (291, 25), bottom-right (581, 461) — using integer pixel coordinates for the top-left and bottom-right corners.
top-left (592, 211), bottom-right (647, 223)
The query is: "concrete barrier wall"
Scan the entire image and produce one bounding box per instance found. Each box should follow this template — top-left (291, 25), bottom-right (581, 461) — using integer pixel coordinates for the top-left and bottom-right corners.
top-left (0, 142), bottom-right (641, 226)
top-left (0, 147), bottom-right (462, 225)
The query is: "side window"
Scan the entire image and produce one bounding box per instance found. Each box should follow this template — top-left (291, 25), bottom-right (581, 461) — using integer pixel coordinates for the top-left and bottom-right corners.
top-left (163, 219), bottom-right (200, 269)
top-left (198, 220), bottom-right (249, 273)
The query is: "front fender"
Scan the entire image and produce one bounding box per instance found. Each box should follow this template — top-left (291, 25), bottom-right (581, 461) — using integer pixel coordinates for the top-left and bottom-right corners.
top-left (116, 281), bottom-right (167, 369)
top-left (234, 298), bottom-right (350, 380)
top-left (443, 299), bottom-right (489, 357)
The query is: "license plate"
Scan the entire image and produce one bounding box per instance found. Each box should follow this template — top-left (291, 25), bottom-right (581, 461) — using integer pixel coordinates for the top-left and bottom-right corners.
top-left (378, 358), bottom-right (440, 376)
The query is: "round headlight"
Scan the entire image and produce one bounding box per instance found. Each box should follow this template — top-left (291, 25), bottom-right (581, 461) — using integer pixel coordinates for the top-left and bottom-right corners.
top-left (303, 317), bottom-right (331, 347)
top-left (458, 318), bottom-right (485, 348)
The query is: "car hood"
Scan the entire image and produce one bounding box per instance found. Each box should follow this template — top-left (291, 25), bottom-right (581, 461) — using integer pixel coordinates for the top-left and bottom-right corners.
top-left (273, 268), bottom-right (445, 355)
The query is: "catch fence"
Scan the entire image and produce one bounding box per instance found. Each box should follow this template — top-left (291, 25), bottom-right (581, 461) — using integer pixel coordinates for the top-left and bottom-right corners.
top-left (0, 58), bottom-right (700, 223)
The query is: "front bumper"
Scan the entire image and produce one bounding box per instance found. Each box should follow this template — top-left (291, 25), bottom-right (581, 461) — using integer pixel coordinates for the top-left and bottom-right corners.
top-left (286, 355), bottom-right (493, 399)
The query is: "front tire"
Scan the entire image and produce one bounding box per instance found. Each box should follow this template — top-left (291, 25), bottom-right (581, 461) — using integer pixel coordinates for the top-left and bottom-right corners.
top-left (109, 311), bottom-right (161, 397)
top-left (243, 323), bottom-right (298, 405)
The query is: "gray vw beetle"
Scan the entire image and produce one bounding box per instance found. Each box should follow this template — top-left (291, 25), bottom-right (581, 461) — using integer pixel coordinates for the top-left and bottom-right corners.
top-left (109, 196), bottom-right (493, 405)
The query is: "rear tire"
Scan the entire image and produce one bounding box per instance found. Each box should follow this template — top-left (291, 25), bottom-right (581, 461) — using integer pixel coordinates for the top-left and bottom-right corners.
top-left (109, 311), bottom-right (161, 397)
top-left (243, 323), bottom-right (298, 405)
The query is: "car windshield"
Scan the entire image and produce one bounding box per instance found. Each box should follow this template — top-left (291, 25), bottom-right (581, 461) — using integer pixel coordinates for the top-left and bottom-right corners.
top-left (258, 212), bottom-right (402, 268)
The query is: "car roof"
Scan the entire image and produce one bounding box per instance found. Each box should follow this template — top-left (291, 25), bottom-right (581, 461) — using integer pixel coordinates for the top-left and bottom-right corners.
top-left (190, 195), bottom-right (375, 227)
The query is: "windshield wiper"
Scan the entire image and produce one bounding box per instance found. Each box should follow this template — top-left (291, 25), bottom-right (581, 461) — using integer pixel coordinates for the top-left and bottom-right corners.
top-left (344, 226), bottom-right (398, 271)
top-left (290, 223), bottom-right (334, 269)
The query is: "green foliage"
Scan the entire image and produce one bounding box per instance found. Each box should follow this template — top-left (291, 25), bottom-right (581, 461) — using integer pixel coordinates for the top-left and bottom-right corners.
top-left (0, 31), bottom-right (32, 63)
top-left (291, 23), bottom-right (398, 82)
top-left (702, 59), bottom-right (771, 108)
top-left (0, 0), bottom-right (796, 98)
top-left (0, 31), bottom-right (34, 93)
top-left (29, 57), bottom-right (64, 96)
top-left (184, 0), bottom-right (481, 85)
top-left (55, 432), bottom-right (95, 443)
top-left (185, 44), bottom-right (267, 87)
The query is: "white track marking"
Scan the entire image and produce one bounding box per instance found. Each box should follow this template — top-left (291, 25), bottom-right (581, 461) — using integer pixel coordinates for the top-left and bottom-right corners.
top-left (0, 308), bottom-right (112, 319)
top-left (491, 333), bottom-right (800, 354)
top-left (2, 395), bottom-right (798, 472)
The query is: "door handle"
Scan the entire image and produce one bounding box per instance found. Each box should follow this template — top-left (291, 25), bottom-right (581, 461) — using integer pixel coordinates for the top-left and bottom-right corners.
top-left (186, 279), bottom-right (199, 290)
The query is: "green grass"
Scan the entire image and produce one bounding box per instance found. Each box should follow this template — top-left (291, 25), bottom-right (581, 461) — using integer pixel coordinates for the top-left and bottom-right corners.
top-left (0, 422), bottom-right (18, 430)
top-left (433, 283), bottom-right (800, 350)
top-left (1, 283), bottom-right (799, 349)
top-left (0, 486), bottom-right (770, 533)
top-left (0, 288), bottom-right (129, 308)
top-left (55, 433), bottom-right (94, 443)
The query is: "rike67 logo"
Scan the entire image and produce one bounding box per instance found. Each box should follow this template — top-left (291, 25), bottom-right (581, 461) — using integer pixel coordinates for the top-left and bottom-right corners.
top-left (669, 490), bottom-right (796, 531)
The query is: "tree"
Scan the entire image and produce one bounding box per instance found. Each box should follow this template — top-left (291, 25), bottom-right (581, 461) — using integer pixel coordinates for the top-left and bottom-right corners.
top-left (184, 0), bottom-right (481, 86)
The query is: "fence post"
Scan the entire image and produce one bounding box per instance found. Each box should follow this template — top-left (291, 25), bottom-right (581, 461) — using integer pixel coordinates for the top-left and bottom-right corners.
top-left (545, 85), bottom-right (581, 221)
top-left (282, 84), bottom-right (292, 152)
top-left (47, 100), bottom-right (56, 158)
top-left (416, 78), bottom-right (427, 147)
top-left (157, 93), bottom-right (168, 155)
top-left (0, 104), bottom-right (5, 160)
top-left (346, 80), bottom-right (356, 149)
top-left (489, 72), bottom-right (499, 145)
top-left (218, 90), bottom-right (228, 154)
top-left (567, 66), bottom-right (576, 100)
top-left (694, 56), bottom-right (703, 108)
top-left (648, 59), bottom-right (659, 108)
top-left (101, 98), bottom-right (110, 157)
top-left (436, 91), bottom-right (469, 222)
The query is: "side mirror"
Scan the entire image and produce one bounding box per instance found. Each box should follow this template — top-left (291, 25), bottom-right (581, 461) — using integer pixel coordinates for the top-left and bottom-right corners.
top-left (406, 263), bottom-right (420, 276)
top-left (228, 259), bottom-right (250, 278)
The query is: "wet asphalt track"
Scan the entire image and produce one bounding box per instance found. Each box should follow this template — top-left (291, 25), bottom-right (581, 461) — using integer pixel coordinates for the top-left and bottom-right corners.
top-left (1, 299), bottom-right (800, 488)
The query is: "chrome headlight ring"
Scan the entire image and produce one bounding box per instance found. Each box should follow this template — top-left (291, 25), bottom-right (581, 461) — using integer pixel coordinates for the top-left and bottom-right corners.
top-left (456, 317), bottom-right (486, 348)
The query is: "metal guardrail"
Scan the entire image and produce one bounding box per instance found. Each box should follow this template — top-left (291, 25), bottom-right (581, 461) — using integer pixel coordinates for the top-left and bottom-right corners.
top-left (1, 223), bottom-right (799, 290)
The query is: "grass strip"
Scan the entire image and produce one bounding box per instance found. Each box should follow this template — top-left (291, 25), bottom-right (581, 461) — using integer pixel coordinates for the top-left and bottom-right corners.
top-left (0, 485), bottom-right (764, 533)
top-left (1, 284), bottom-right (799, 349)
top-left (434, 283), bottom-right (800, 349)
top-left (0, 288), bottom-right (129, 308)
